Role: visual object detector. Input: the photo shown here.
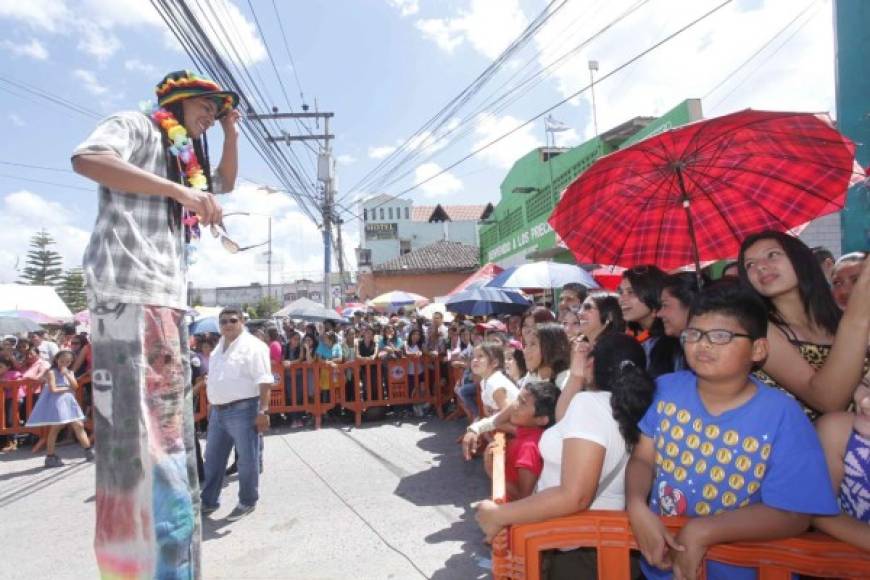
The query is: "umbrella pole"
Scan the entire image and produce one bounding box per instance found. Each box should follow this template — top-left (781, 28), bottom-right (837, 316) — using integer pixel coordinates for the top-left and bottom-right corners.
top-left (675, 166), bottom-right (704, 289)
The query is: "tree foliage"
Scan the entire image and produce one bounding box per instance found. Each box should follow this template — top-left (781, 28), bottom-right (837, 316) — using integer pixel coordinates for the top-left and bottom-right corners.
top-left (19, 229), bottom-right (64, 287)
top-left (57, 268), bottom-right (87, 312)
top-left (254, 295), bottom-right (282, 318)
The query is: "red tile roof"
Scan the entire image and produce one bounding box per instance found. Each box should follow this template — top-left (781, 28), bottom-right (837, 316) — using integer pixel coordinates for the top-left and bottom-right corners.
top-left (411, 204), bottom-right (491, 222)
top-left (373, 240), bottom-right (480, 274)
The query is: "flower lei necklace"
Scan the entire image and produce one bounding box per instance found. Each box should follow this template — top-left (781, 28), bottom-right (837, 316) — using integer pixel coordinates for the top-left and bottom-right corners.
top-left (148, 104), bottom-right (207, 241)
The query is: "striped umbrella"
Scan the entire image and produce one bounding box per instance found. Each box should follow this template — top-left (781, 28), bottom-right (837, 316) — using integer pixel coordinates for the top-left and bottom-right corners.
top-left (368, 291), bottom-right (429, 313)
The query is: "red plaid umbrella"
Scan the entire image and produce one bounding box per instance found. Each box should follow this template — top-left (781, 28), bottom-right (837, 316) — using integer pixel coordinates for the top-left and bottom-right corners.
top-left (549, 110), bottom-right (865, 272)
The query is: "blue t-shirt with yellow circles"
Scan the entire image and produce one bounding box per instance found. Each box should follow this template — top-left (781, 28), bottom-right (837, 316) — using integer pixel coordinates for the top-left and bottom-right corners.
top-left (638, 371), bottom-right (838, 580)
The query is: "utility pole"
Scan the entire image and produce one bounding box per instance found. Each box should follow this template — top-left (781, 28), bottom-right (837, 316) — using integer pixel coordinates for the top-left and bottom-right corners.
top-left (252, 110), bottom-right (336, 308)
top-left (588, 60), bottom-right (600, 137)
top-left (334, 214), bottom-right (346, 301)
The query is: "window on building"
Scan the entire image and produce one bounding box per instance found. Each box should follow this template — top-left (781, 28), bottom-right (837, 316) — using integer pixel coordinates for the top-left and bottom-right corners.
top-left (379, 208), bottom-right (385, 220)
top-left (363, 209), bottom-right (368, 221)
top-left (388, 207), bottom-right (394, 220)
top-left (357, 248), bottom-right (372, 266)
top-left (404, 207), bottom-right (409, 220)
top-left (400, 240), bottom-right (411, 255)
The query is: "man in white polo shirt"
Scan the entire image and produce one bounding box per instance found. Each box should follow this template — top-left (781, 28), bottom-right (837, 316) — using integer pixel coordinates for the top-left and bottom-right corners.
top-left (201, 306), bottom-right (273, 521)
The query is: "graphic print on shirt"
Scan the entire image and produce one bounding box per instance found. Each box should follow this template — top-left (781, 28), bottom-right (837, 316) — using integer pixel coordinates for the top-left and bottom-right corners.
top-left (658, 481), bottom-right (687, 516)
top-left (650, 399), bottom-right (771, 517)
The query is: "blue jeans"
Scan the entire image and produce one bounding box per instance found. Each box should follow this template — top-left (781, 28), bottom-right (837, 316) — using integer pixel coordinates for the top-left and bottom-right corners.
top-left (201, 397), bottom-right (260, 509)
top-left (457, 381), bottom-right (479, 417)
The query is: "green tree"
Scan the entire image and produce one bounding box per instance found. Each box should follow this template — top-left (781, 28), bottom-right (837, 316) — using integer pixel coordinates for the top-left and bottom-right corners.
top-left (19, 229), bottom-right (64, 287)
top-left (57, 268), bottom-right (87, 312)
top-left (254, 295), bottom-right (282, 318)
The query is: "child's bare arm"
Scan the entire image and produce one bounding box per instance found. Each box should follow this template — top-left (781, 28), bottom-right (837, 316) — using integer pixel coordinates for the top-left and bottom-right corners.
top-left (513, 468), bottom-right (538, 500)
top-left (812, 513), bottom-right (870, 551)
top-left (811, 412), bottom-right (869, 550)
top-left (627, 435), bottom-right (681, 570)
top-left (673, 505), bottom-right (810, 580)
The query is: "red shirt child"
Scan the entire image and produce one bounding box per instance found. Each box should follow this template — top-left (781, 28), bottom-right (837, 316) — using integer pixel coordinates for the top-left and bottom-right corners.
top-left (505, 426), bottom-right (544, 498)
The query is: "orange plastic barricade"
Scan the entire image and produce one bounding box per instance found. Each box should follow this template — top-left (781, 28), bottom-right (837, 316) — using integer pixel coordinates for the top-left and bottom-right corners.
top-left (1, 376), bottom-right (94, 441)
top-left (489, 435), bottom-right (870, 580)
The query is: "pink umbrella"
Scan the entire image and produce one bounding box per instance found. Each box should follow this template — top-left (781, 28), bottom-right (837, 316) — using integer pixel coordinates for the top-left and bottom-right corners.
top-left (74, 310), bottom-right (90, 326)
top-left (2, 310), bottom-right (65, 325)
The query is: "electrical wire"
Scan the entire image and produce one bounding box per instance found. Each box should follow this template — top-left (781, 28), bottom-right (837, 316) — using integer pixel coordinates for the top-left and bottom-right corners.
top-left (272, 0), bottom-right (307, 106)
top-left (349, 0), bottom-right (653, 201)
top-left (0, 172), bottom-right (94, 192)
top-left (340, 0), bottom-right (736, 224)
top-left (342, 0), bottom-right (571, 200)
top-left (705, 0), bottom-right (821, 113)
top-left (0, 75), bottom-right (101, 119)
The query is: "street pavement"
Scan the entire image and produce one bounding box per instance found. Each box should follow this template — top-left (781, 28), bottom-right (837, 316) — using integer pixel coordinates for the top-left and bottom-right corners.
top-left (0, 415), bottom-right (493, 579)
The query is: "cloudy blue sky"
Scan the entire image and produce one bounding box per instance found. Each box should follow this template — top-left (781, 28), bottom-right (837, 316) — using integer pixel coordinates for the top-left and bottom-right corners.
top-left (0, 0), bottom-right (837, 288)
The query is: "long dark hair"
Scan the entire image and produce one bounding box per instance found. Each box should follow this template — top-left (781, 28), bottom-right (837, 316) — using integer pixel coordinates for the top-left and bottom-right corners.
top-left (737, 231), bottom-right (841, 336)
top-left (161, 101), bottom-right (213, 235)
top-left (588, 293), bottom-right (626, 336)
top-left (591, 333), bottom-right (655, 447)
top-left (534, 323), bottom-right (570, 377)
top-left (622, 265), bottom-right (668, 337)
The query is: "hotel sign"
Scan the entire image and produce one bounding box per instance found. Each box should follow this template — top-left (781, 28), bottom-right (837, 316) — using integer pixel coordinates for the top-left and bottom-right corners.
top-left (365, 223), bottom-right (398, 240)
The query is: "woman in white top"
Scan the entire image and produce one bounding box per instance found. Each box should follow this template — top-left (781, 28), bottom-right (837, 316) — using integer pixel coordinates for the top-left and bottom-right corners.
top-left (476, 333), bottom-right (655, 577)
top-left (471, 341), bottom-right (519, 416)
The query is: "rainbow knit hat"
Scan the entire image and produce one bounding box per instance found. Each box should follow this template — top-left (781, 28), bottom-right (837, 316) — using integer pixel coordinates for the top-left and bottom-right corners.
top-left (155, 70), bottom-right (239, 118)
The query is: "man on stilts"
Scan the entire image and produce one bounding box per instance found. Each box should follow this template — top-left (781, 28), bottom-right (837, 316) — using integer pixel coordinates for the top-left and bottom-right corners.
top-left (72, 70), bottom-right (240, 579)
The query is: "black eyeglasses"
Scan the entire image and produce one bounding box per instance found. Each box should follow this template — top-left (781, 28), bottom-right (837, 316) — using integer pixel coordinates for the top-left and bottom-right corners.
top-left (219, 318), bottom-right (240, 325)
top-left (680, 328), bottom-right (753, 345)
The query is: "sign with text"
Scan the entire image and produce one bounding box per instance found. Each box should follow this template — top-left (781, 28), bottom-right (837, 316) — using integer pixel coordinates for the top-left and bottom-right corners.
top-left (365, 223), bottom-right (398, 240)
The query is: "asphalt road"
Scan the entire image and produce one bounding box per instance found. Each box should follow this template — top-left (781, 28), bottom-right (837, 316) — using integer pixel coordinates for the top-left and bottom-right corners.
top-left (0, 415), bottom-right (492, 579)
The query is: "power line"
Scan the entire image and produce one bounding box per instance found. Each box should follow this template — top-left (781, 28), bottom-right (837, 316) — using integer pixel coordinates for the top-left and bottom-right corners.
top-left (341, 0), bottom-right (571, 200)
top-left (0, 160), bottom-right (76, 173)
top-left (272, 0), bottom-right (307, 106)
top-left (0, 172), bottom-right (94, 192)
top-left (705, 0), bottom-right (821, 112)
top-left (351, 0), bottom-right (653, 200)
top-left (0, 75), bottom-right (101, 119)
top-left (341, 0), bottom-right (736, 223)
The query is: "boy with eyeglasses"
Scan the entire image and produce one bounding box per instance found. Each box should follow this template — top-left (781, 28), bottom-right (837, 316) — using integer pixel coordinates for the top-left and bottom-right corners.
top-left (626, 281), bottom-right (838, 580)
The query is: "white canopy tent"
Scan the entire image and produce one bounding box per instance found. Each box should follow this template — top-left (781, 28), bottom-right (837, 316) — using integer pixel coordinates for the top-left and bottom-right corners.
top-left (0, 284), bottom-right (73, 320)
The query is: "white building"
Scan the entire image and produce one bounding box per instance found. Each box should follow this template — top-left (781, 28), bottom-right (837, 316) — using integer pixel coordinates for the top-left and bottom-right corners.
top-left (356, 193), bottom-right (493, 267)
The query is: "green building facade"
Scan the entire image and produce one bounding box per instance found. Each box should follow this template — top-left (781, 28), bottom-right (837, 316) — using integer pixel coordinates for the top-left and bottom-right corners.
top-left (480, 99), bottom-right (703, 266)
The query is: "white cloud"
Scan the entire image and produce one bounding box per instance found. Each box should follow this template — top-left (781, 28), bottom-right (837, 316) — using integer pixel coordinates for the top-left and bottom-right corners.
top-left (0, 0), bottom-right (266, 66)
top-left (1, 38), bottom-right (49, 59)
top-left (186, 0), bottom-right (267, 66)
top-left (529, 0), bottom-right (835, 139)
top-left (387, 0), bottom-right (419, 17)
top-left (415, 0), bottom-right (528, 59)
top-left (8, 113), bottom-right (25, 126)
top-left (415, 18), bottom-right (464, 54)
top-left (473, 112), bottom-right (541, 169)
top-left (0, 0), bottom-right (70, 32)
top-left (187, 182), bottom-right (327, 287)
top-left (368, 145), bottom-right (397, 159)
top-left (73, 69), bottom-right (109, 95)
top-left (76, 20), bottom-right (121, 60)
top-left (336, 154), bottom-right (357, 165)
top-left (414, 162), bottom-right (463, 198)
top-left (0, 190), bottom-right (91, 283)
top-left (124, 58), bottom-right (157, 75)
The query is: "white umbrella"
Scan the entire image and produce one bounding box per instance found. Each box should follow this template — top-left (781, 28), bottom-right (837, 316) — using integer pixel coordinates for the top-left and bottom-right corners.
top-left (419, 303), bottom-right (454, 322)
top-left (485, 262), bottom-right (598, 290)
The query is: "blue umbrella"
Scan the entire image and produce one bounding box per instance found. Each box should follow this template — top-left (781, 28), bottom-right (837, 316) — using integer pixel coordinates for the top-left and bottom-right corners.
top-left (445, 288), bottom-right (531, 316)
top-left (190, 316), bottom-right (219, 335)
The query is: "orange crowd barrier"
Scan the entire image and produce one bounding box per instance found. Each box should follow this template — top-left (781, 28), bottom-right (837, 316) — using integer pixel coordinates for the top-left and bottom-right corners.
top-left (1, 375), bottom-right (94, 438)
top-left (488, 435), bottom-right (870, 580)
top-left (3, 354), bottom-right (460, 436)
